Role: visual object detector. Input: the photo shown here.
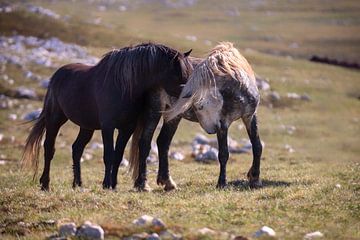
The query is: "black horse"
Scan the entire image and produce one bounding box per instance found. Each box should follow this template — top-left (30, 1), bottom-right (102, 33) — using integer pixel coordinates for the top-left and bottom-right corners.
top-left (22, 43), bottom-right (192, 191)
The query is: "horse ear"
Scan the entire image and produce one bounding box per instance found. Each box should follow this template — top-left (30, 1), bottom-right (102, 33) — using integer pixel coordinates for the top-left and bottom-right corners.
top-left (183, 49), bottom-right (192, 57)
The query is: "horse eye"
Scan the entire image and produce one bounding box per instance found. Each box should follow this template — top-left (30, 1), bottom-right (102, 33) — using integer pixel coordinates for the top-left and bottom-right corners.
top-left (197, 105), bottom-right (204, 110)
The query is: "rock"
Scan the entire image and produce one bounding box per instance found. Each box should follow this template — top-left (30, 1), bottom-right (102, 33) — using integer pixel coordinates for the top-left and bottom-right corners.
top-left (301, 93), bottom-right (311, 101)
top-left (254, 226), bottom-right (276, 237)
top-left (280, 124), bottom-right (296, 135)
top-left (185, 35), bottom-right (197, 42)
top-left (84, 152), bottom-right (93, 160)
top-left (127, 232), bottom-right (149, 240)
top-left (90, 142), bottom-right (103, 149)
top-left (194, 145), bottom-right (218, 162)
top-left (15, 86), bottom-right (37, 99)
top-left (132, 215), bottom-right (166, 232)
top-left (256, 76), bottom-right (271, 91)
top-left (169, 151), bottom-right (185, 161)
top-left (8, 113), bottom-right (17, 120)
top-left (0, 160), bottom-right (6, 165)
top-left (284, 144), bottom-right (295, 153)
top-left (159, 230), bottom-right (182, 240)
top-left (287, 92), bottom-right (301, 99)
top-left (59, 222), bottom-right (77, 237)
top-left (0, 133), bottom-right (3, 142)
top-left (269, 91), bottom-right (281, 101)
top-left (304, 231), bottom-right (324, 239)
top-left (40, 79), bottom-right (50, 88)
top-left (22, 109), bottom-right (42, 121)
top-left (335, 183), bottom-right (341, 188)
top-left (197, 227), bottom-right (216, 235)
top-left (119, 5), bottom-right (127, 11)
top-left (146, 154), bottom-right (158, 164)
top-left (27, 5), bottom-right (61, 19)
top-left (146, 233), bottom-right (160, 240)
top-left (192, 134), bottom-right (210, 145)
top-left (76, 221), bottom-right (104, 240)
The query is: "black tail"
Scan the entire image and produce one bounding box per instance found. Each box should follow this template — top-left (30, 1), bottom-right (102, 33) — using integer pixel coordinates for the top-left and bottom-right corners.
top-left (21, 87), bottom-right (54, 179)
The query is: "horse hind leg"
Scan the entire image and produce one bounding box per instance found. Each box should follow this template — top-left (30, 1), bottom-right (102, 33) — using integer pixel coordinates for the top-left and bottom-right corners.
top-left (72, 128), bottom-right (94, 188)
top-left (243, 114), bottom-right (263, 189)
top-left (40, 113), bottom-right (67, 191)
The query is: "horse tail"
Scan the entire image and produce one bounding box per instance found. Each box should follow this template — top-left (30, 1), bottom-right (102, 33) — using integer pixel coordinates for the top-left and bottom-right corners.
top-left (129, 117), bottom-right (144, 181)
top-left (21, 80), bottom-right (55, 179)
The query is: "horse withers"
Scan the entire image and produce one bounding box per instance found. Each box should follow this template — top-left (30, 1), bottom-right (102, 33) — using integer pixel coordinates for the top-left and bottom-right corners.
top-left (146, 42), bottom-right (263, 189)
top-left (21, 43), bottom-right (193, 191)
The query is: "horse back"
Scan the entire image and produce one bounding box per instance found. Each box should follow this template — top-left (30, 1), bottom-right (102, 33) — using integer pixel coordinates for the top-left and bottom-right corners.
top-left (49, 63), bottom-right (101, 129)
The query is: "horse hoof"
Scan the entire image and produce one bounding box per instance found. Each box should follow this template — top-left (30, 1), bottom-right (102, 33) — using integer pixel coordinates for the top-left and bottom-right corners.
top-left (40, 185), bottom-right (49, 191)
top-left (164, 177), bottom-right (177, 192)
top-left (249, 179), bottom-right (262, 189)
top-left (216, 182), bottom-right (227, 189)
top-left (135, 183), bottom-right (152, 192)
top-left (247, 168), bottom-right (262, 189)
top-left (157, 176), bottom-right (177, 191)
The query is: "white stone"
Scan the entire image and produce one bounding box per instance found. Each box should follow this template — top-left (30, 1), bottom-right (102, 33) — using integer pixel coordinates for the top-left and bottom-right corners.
top-left (132, 215), bottom-right (154, 226)
top-left (185, 35), bottom-right (197, 42)
top-left (169, 151), bottom-right (185, 161)
top-left (59, 222), bottom-right (77, 237)
top-left (254, 226), bottom-right (276, 237)
top-left (304, 231), bottom-right (324, 239)
top-left (159, 230), bottom-right (182, 240)
top-left (146, 233), bottom-right (160, 240)
top-left (132, 215), bottom-right (165, 231)
top-left (90, 142), bottom-right (103, 149)
top-left (8, 113), bottom-right (17, 120)
top-left (83, 152), bottom-right (93, 161)
top-left (76, 221), bottom-right (104, 240)
top-left (197, 227), bottom-right (216, 235)
top-left (335, 183), bottom-right (341, 188)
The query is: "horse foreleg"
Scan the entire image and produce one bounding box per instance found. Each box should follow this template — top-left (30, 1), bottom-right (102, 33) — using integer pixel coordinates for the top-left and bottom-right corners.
top-left (111, 125), bottom-right (135, 189)
top-left (243, 114), bottom-right (263, 188)
top-left (216, 123), bottom-right (229, 188)
top-left (101, 127), bottom-right (115, 189)
top-left (134, 114), bottom-right (161, 192)
top-left (156, 116), bottom-right (181, 191)
top-left (72, 128), bottom-right (94, 188)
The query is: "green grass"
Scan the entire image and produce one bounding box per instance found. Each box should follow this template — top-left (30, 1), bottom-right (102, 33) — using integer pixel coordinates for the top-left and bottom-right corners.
top-left (0, 0), bottom-right (360, 239)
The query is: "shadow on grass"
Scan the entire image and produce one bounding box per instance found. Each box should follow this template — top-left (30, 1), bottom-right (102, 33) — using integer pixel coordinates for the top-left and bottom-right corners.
top-left (228, 179), bottom-right (292, 191)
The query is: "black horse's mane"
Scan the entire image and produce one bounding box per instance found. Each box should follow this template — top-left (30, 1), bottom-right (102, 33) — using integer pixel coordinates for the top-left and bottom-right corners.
top-left (94, 43), bottom-right (186, 98)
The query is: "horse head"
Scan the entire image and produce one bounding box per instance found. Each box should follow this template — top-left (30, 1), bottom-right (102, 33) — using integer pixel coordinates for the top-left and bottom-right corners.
top-left (165, 42), bottom-right (260, 134)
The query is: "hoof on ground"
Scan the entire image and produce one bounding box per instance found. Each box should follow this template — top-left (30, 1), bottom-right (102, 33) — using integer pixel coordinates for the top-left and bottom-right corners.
top-left (163, 176), bottom-right (178, 192)
top-left (134, 183), bottom-right (152, 192)
top-left (216, 182), bottom-right (227, 189)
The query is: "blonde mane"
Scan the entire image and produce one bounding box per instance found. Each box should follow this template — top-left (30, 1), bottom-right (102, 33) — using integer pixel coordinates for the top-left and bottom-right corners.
top-left (164, 42), bottom-right (255, 121)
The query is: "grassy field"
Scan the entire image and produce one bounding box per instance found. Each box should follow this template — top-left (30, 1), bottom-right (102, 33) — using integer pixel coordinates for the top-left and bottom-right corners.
top-left (0, 0), bottom-right (359, 239)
